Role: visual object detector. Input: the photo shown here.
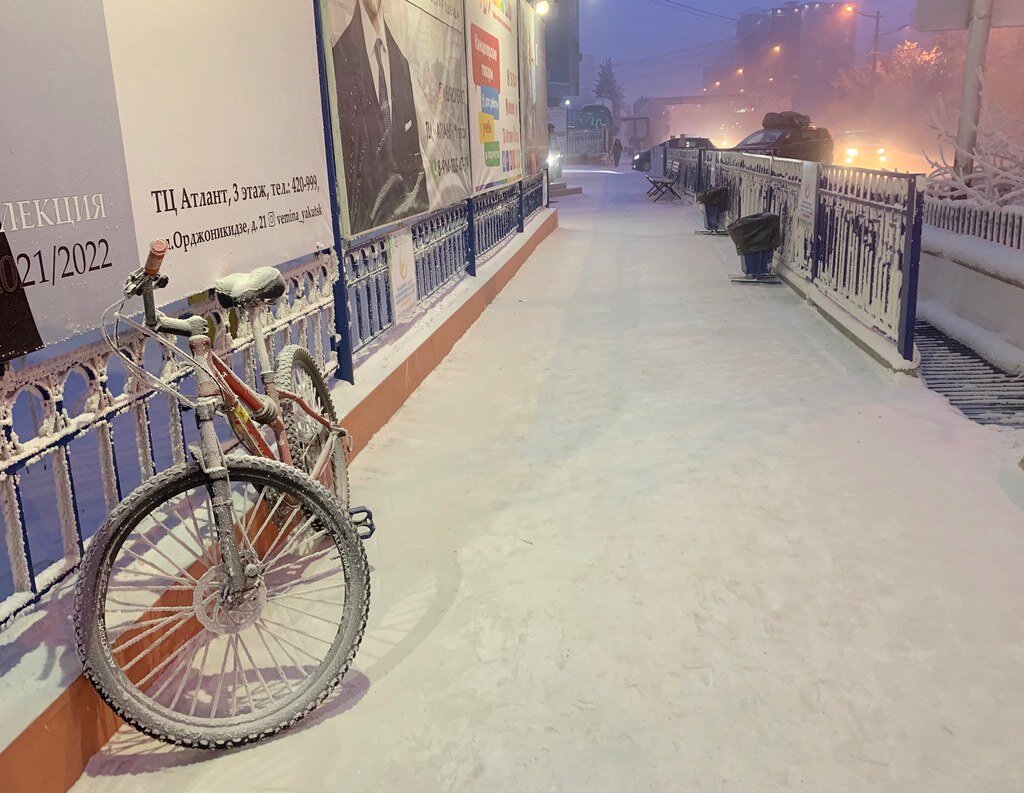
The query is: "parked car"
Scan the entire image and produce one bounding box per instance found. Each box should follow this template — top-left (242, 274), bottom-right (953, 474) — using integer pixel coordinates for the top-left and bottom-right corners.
top-left (732, 123), bottom-right (834, 164)
top-left (632, 136), bottom-right (716, 172)
top-left (835, 130), bottom-right (888, 169)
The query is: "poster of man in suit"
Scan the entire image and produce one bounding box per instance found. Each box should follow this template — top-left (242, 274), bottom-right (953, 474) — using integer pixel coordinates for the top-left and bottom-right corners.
top-left (328, 0), bottom-right (472, 237)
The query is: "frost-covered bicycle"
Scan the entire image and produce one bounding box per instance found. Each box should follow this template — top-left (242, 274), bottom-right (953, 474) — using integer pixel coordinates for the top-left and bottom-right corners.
top-left (75, 240), bottom-right (372, 748)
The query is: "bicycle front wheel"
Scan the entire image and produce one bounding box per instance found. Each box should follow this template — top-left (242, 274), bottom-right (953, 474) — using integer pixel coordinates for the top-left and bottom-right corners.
top-left (75, 456), bottom-right (369, 749)
top-left (275, 345), bottom-right (349, 511)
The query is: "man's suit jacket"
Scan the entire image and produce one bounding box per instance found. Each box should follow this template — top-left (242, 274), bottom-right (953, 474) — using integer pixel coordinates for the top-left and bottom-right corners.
top-left (333, 10), bottom-right (428, 235)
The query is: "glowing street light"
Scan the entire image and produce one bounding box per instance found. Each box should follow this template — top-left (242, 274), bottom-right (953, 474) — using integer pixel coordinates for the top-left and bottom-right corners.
top-left (772, 45), bottom-right (782, 54)
top-left (536, 0), bottom-right (550, 14)
top-left (736, 68), bottom-right (744, 75)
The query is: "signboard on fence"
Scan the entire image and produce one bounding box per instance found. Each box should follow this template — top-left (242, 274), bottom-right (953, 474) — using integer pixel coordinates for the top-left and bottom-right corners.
top-left (327, 0), bottom-right (473, 238)
top-left (798, 161), bottom-right (820, 231)
top-left (915, 0), bottom-right (1024, 31)
top-left (466, 0), bottom-right (524, 193)
top-left (387, 227), bottom-right (418, 319)
top-left (519, 3), bottom-right (549, 177)
top-left (0, 0), bottom-right (332, 363)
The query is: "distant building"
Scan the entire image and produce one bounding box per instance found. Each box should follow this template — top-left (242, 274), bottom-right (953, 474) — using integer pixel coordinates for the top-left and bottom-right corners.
top-left (703, 1), bottom-right (857, 110)
top-left (545, 0), bottom-right (581, 104)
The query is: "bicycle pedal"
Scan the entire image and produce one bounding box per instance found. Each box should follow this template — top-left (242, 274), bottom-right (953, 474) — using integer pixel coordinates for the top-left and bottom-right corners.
top-left (348, 506), bottom-right (376, 541)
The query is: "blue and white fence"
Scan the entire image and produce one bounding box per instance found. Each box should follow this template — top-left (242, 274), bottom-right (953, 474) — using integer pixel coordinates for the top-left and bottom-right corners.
top-left (671, 148), bottom-right (924, 362)
top-left (0, 255), bottom-right (338, 627)
top-left (0, 170), bottom-right (549, 625)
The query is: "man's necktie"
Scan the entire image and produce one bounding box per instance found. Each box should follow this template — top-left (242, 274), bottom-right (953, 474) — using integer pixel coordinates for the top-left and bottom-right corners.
top-left (374, 39), bottom-right (392, 159)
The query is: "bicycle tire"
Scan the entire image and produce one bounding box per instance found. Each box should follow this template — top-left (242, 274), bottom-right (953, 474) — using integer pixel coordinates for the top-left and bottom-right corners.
top-left (74, 456), bottom-right (369, 749)
top-left (274, 345), bottom-right (350, 511)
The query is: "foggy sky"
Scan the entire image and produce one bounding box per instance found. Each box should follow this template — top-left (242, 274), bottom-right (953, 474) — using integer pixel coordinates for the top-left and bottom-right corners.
top-left (581, 0), bottom-right (917, 101)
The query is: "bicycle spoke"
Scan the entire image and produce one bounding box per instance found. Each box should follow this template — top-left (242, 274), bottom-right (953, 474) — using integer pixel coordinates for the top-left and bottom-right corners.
top-left (111, 609), bottom-right (196, 656)
top-left (261, 514), bottom-right (319, 574)
top-left (184, 489), bottom-right (218, 565)
top-left (254, 622), bottom-right (297, 696)
top-left (270, 599), bottom-right (344, 628)
top-left (237, 632), bottom-right (276, 708)
top-left (210, 637), bottom-right (232, 719)
top-left (259, 616), bottom-right (333, 648)
top-left (86, 462), bottom-right (366, 744)
top-left (187, 636), bottom-right (215, 717)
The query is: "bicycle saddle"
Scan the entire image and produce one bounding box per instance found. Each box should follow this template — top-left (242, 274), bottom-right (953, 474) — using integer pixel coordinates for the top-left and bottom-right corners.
top-left (214, 267), bottom-right (286, 308)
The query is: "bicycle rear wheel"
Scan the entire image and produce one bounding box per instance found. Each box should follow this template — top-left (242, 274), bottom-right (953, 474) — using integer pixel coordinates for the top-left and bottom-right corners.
top-left (75, 456), bottom-right (369, 749)
top-left (275, 345), bottom-right (349, 511)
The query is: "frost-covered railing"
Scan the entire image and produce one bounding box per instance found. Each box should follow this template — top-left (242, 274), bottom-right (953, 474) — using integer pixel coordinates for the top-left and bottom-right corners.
top-left (412, 204), bottom-right (470, 302)
top-left (474, 183), bottom-right (521, 260)
top-left (924, 198), bottom-right (1024, 252)
top-left (0, 254), bottom-right (339, 627)
top-left (682, 151), bottom-right (924, 361)
top-left (343, 238), bottom-right (393, 352)
top-left (715, 152), bottom-right (814, 279)
top-left (816, 166), bottom-right (924, 354)
top-left (523, 172), bottom-right (545, 223)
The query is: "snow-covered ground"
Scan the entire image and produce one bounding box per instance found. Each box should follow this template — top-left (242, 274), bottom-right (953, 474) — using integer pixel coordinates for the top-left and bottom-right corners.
top-left (73, 168), bottom-right (1024, 792)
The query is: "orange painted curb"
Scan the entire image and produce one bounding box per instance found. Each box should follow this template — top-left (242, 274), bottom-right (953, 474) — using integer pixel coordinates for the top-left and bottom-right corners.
top-left (0, 209), bottom-right (557, 793)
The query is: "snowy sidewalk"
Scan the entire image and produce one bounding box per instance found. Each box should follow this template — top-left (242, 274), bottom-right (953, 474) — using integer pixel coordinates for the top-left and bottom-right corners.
top-left (75, 168), bottom-right (1024, 792)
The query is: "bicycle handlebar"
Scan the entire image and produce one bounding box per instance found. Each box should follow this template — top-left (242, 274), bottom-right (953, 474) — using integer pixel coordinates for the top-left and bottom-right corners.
top-left (145, 238), bottom-right (169, 276)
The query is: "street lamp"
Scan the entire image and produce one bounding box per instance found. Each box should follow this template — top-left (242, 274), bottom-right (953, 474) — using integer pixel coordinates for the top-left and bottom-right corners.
top-left (844, 4), bottom-right (883, 73)
top-left (536, 0), bottom-right (550, 14)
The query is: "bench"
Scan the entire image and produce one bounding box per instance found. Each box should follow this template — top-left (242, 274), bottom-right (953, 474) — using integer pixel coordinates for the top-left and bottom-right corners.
top-left (646, 161), bottom-right (682, 202)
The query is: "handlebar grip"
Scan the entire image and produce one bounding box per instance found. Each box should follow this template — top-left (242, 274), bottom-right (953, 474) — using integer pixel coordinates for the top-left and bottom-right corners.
top-left (144, 239), bottom-right (169, 276)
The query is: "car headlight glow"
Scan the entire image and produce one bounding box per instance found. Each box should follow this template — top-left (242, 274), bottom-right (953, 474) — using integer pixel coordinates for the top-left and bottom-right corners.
top-left (846, 148), bottom-right (859, 157)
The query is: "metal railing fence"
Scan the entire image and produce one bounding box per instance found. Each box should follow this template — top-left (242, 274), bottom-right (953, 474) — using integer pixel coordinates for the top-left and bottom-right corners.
top-left (677, 150), bottom-right (923, 361)
top-left (523, 172), bottom-right (545, 223)
top-left (473, 183), bottom-right (522, 261)
top-left (1, 171), bottom-right (552, 625)
top-left (413, 204), bottom-right (471, 302)
top-left (343, 240), bottom-right (393, 352)
top-left (924, 198), bottom-right (1024, 251)
top-left (0, 254), bottom-right (338, 627)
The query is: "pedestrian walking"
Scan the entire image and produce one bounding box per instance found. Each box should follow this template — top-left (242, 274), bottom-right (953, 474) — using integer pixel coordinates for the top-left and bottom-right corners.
top-left (612, 137), bottom-right (623, 168)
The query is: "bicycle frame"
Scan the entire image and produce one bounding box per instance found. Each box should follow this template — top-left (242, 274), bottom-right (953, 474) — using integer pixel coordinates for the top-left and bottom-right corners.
top-left (131, 263), bottom-right (344, 597)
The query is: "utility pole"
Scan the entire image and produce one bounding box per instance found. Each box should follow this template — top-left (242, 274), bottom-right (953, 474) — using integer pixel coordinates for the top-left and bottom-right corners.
top-left (954, 0), bottom-right (994, 178)
top-left (871, 11), bottom-right (882, 73)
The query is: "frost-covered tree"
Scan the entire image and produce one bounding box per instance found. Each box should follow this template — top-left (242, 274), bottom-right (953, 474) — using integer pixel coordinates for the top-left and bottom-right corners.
top-left (594, 58), bottom-right (625, 121)
top-left (926, 78), bottom-right (1024, 208)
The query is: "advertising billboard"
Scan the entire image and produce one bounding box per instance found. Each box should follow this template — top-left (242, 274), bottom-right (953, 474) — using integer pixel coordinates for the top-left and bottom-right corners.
top-left (465, 0), bottom-right (524, 193)
top-left (327, 0), bottom-right (473, 238)
top-left (519, 3), bottom-right (549, 177)
top-left (0, 0), bottom-right (333, 362)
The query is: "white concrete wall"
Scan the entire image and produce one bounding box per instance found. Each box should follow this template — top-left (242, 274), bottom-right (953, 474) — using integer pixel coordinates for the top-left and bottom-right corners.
top-left (918, 230), bottom-right (1024, 372)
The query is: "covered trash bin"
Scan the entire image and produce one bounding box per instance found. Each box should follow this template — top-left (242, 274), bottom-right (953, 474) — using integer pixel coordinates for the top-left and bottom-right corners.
top-left (696, 187), bottom-right (729, 232)
top-left (727, 213), bottom-right (782, 277)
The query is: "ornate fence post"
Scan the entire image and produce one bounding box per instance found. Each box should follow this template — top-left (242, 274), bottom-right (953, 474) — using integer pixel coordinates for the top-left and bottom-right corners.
top-left (466, 196), bottom-right (478, 278)
top-left (897, 176), bottom-right (925, 362)
top-left (517, 179), bottom-right (526, 233)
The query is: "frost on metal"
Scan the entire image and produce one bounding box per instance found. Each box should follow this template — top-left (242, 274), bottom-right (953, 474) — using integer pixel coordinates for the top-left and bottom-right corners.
top-left (0, 252), bottom-right (338, 627)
